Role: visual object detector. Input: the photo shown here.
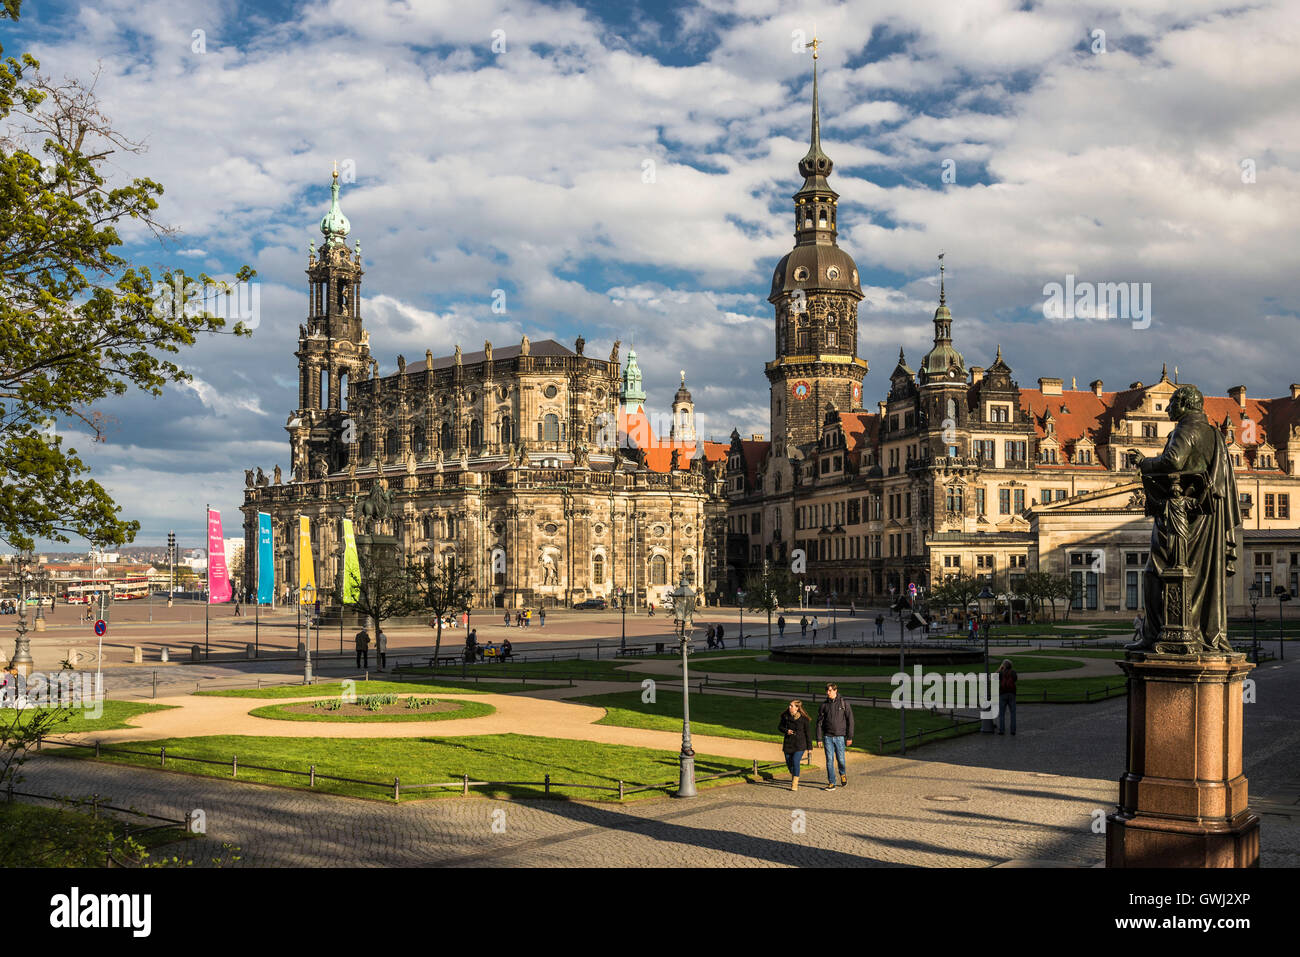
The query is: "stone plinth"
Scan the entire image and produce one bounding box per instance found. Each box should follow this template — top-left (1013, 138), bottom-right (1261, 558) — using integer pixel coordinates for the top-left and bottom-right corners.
top-left (1106, 653), bottom-right (1258, 868)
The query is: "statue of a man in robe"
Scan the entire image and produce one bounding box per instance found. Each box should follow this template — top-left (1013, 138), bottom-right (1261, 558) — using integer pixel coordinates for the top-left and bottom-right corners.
top-left (1127, 385), bottom-right (1241, 654)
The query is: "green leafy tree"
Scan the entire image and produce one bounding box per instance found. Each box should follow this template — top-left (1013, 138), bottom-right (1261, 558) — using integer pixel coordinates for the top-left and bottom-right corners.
top-left (416, 554), bottom-right (476, 666)
top-left (743, 565), bottom-right (801, 648)
top-left (0, 7), bottom-right (253, 550)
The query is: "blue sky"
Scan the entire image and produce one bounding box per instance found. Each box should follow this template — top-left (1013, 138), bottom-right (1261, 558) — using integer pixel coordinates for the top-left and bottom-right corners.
top-left (6, 0), bottom-right (1299, 552)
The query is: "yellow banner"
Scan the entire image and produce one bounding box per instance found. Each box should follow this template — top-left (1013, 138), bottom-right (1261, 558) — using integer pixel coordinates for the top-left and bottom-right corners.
top-left (342, 518), bottom-right (360, 604)
top-left (298, 515), bottom-right (317, 604)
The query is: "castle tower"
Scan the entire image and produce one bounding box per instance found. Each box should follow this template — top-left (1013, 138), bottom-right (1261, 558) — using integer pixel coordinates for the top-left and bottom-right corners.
top-left (918, 257), bottom-right (968, 456)
top-left (669, 371), bottom-right (697, 445)
top-left (620, 347), bottom-right (647, 414)
top-left (765, 40), bottom-right (867, 456)
top-left (289, 168), bottom-right (372, 478)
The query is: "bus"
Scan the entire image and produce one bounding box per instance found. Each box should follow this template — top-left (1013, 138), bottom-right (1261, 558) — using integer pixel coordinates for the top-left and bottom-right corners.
top-left (63, 577), bottom-right (151, 603)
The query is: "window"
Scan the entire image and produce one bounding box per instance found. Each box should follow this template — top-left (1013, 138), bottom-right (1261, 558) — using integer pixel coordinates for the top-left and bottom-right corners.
top-left (946, 486), bottom-right (963, 512)
top-left (1077, 447), bottom-right (1092, 464)
top-left (1142, 423), bottom-right (1158, 438)
top-left (469, 419), bottom-right (482, 449)
top-left (1126, 571), bottom-right (1140, 610)
top-left (1281, 494), bottom-right (1291, 519)
top-left (1004, 441), bottom-right (1027, 463)
top-left (1040, 448), bottom-right (1058, 464)
top-left (999, 488), bottom-right (1011, 514)
top-left (974, 440), bottom-right (995, 461)
top-left (542, 413), bottom-right (560, 443)
top-left (1265, 493), bottom-right (1275, 519)
top-left (592, 553), bottom-right (604, 584)
top-left (440, 422), bottom-right (453, 450)
top-left (499, 415), bottom-right (513, 444)
top-left (1014, 489), bottom-right (1025, 512)
top-left (650, 554), bottom-right (667, 586)
top-left (751, 512), bottom-right (762, 535)
top-left (976, 488), bottom-right (986, 514)
top-left (989, 405), bottom-right (1009, 423)
top-left (384, 430), bottom-right (398, 456)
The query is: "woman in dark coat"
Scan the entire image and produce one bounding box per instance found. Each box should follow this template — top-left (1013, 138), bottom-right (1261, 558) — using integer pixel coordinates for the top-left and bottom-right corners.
top-left (777, 700), bottom-right (812, 791)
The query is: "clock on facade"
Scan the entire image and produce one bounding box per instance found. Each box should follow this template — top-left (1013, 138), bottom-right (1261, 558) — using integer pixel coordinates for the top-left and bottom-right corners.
top-left (791, 380), bottom-right (811, 400)
top-left (853, 383), bottom-right (862, 404)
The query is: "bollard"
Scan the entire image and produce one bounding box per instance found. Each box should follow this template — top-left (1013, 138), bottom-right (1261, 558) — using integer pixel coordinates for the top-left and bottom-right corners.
top-left (160, 746), bottom-right (166, 767)
top-left (160, 646), bottom-right (169, 663)
top-left (462, 773), bottom-right (469, 796)
top-left (245, 643), bottom-right (255, 660)
top-left (95, 740), bottom-right (101, 758)
top-left (544, 773), bottom-right (551, 795)
top-left (878, 735), bottom-right (884, 754)
top-left (753, 678), bottom-right (758, 699)
top-left (91, 794), bottom-right (98, 818)
top-left (309, 765), bottom-right (316, 788)
top-left (394, 777), bottom-right (400, 801)
top-left (751, 758), bottom-right (758, 776)
top-left (152, 671), bottom-right (157, 698)
top-left (132, 645), bottom-right (143, 664)
top-left (232, 754), bottom-right (237, 778)
top-left (190, 644), bottom-right (201, 663)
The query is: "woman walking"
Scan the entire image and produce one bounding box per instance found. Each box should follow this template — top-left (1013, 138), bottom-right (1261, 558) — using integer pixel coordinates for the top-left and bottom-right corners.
top-left (778, 699), bottom-right (812, 791)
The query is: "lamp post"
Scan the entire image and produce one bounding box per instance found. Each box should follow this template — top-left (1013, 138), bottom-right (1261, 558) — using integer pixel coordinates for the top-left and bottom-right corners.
top-left (11, 550), bottom-right (35, 676)
top-left (1248, 581), bottom-right (1261, 664)
top-left (300, 582), bottom-right (316, 683)
top-left (830, 590), bottom-right (837, 641)
top-left (1276, 587), bottom-right (1290, 661)
top-left (33, 568), bottom-right (49, 632)
top-left (736, 589), bottom-right (746, 649)
top-left (977, 585), bottom-right (996, 733)
top-left (670, 575), bottom-right (697, 798)
top-left (616, 586), bottom-right (627, 654)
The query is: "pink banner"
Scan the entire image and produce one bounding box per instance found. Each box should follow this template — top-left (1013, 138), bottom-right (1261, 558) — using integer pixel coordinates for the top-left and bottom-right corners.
top-left (207, 508), bottom-right (231, 603)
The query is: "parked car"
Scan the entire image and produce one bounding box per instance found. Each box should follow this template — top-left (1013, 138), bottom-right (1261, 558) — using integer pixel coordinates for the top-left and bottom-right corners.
top-left (573, 598), bottom-right (607, 610)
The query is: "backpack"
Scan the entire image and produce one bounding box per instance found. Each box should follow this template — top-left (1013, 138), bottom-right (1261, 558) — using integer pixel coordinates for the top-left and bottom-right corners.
top-left (999, 668), bottom-right (1017, 693)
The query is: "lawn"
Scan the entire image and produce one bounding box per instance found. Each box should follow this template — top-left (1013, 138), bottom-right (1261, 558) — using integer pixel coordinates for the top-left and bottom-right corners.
top-left (196, 679), bottom-right (560, 698)
top-left (53, 733), bottom-right (764, 802)
top-left (248, 698), bottom-right (495, 723)
top-left (573, 690), bottom-right (978, 755)
top-left (0, 800), bottom-right (191, 867)
top-left (10, 700), bottom-right (176, 734)
top-left (685, 653), bottom-right (1081, 677)
top-left (403, 659), bottom-right (651, 681)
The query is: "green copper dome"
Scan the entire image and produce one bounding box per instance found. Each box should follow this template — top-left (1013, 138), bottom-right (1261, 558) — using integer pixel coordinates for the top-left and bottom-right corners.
top-left (320, 170), bottom-right (351, 245)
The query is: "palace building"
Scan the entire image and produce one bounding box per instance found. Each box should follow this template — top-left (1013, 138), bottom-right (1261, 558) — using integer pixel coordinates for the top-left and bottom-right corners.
top-left (723, 58), bottom-right (1300, 617)
top-left (242, 172), bottom-right (729, 610)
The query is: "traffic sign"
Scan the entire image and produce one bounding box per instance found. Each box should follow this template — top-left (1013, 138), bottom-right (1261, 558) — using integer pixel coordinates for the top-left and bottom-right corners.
top-left (908, 583), bottom-right (918, 598)
top-left (94, 620), bottom-right (107, 636)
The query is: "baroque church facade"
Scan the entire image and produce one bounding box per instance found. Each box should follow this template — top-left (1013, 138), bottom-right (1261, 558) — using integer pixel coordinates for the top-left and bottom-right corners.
top-left (242, 172), bottom-right (730, 610)
top-left (723, 58), bottom-right (1300, 617)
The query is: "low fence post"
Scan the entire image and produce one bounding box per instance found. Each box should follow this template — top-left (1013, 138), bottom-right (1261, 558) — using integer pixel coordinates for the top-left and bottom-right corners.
top-left (309, 765), bottom-right (316, 788)
top-left (751, 759), bottom-right (758, 776)
top-left (544, 773), bottom-right (551, 795)
top-left (618, 780), bottom-right (624, 800)
top-left (394, 777), bottom-right (400, 801)
top-left (91, 794), bottom-right (99, 818)
top-left (160, 746), bottom-right (166, 768)
top-left (753, 678), bottom-right (758, 699)
top-left (878, 735), bottom-right (884, 754)
top-left (232, 754), bottom-right (238, 778)
top-left (95, 740), bottom-right (101, 759)
top-left (462, 773), bottom-right (469, 796)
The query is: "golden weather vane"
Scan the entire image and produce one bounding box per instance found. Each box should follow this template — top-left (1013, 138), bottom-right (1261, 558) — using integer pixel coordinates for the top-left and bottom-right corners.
top-left (805, 33), bottom-right (822, 59)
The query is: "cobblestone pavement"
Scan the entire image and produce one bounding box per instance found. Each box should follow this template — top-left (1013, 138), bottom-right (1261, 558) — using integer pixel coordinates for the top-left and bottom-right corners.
top-left (15, 656), bottom-right (1296, 867)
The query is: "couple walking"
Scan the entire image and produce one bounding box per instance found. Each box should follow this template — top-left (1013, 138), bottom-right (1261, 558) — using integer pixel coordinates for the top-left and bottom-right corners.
top-left (776, 683), bottom-right (854, 791)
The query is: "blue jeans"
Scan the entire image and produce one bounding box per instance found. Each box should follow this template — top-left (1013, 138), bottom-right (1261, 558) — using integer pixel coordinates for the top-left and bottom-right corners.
top-left (822, 736), bottom-right (847, 783)
top-left (784, 750), bottom-right (805, 777)
top-left (999, 694), bottom-right (1016, 734)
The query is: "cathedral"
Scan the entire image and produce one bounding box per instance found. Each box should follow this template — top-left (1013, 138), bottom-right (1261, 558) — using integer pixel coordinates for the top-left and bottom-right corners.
top-left (723, 53), bottom-right (1300, 617)
top-left (242, 172), bottom-right (729, 610)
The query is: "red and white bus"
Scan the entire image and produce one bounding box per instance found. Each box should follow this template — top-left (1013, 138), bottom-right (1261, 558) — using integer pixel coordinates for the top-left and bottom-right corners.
top-left (63, 577), bottom-right (151, 603)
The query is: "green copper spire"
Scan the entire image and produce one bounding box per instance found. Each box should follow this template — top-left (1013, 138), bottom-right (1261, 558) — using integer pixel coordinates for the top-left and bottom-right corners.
top-left (621, 347), bottom-right (647, 409)
top-left (320, 164), bottom-right (351, 246)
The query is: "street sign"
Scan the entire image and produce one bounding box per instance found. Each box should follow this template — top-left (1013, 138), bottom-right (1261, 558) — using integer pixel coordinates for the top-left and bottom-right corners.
top-left (908, 582), bottom-right (918, 598)
top-left (94, 620), bottom-right (106, 636)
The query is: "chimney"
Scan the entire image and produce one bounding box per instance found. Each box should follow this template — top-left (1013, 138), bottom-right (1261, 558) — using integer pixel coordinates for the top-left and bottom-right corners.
top-left (1090, 379), bottom-right (1104, 397)
top-left (1290, 384), bottom-right (1300, 399)
top-left (751, 433), bottom-right (765, 442)
top-left (1071, 376), bottom-right (1077, 390)
top-left (878, 401), bottom-right (887, 417)
top-left (1228, 385), bottom-right (1247, 409)
top-left (970, 366), bottom-right (984, 385)
top-left (1038, 377), bottom-right (1063, 396)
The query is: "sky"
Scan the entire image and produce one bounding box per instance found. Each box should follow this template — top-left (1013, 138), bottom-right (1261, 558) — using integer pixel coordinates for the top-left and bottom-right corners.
top-left (5, 0), bottom-right (1299, 553)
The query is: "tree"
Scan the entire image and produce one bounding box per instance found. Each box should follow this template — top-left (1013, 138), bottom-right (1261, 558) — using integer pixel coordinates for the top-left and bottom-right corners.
top-left (0, 6), bottom-right (254, 550)
top-left (416, 554), bottom-right (476, 668)
top-left (344, 542), bottom-right (421, 656)
top-left (744, 565), bottom-right (801, 648)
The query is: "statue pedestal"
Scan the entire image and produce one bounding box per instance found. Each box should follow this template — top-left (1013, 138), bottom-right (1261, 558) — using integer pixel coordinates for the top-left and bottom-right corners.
top-left (1107, 653), bottom-right (1259, 867)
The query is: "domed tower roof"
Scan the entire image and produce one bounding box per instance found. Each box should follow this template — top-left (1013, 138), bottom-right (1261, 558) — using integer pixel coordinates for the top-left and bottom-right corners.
top-left (320, 166), bottom-right (351, 246)
top-left (674, 370), bottom-right (693, 405)
top-left (920, 256), bottom-right (966, 383)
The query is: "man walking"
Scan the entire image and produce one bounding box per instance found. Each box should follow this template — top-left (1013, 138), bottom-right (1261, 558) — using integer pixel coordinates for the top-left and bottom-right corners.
top-left (800, 615), bottom-right (808, 639)
top-left (376, 630), bottom-right (388, 670)
top-left (715, 622), bottom-right (725, 649)
top-left (777, 614), bottom-right (786, 640)
top-left (997, 659), bottom-right (1018, 735)
top-left (815, 683), bottom-right (854, 790)
top-left (354, 628), bottom-right (371, 669)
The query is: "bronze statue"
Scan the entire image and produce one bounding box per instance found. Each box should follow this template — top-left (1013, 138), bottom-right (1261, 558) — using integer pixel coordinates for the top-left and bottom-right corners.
top-left (1127, 384), bottom-right (1241, 654)
top-left (354, 480), bottom-right (394, 535)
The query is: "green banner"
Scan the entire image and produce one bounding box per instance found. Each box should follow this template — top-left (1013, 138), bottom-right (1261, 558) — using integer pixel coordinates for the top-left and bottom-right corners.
top-left (342, 518), bottom-right (360, 604)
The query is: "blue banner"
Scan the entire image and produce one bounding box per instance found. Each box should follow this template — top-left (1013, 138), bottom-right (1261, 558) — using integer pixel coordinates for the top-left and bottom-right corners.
top-left (257, 513), bottom-right (274, 604)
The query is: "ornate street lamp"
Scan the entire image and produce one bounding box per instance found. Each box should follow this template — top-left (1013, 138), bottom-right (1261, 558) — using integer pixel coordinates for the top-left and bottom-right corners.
top-left (34, 567), bottom-right (50, 633)
top-left (670, 575), bottom-right (697, 798)
top-left (1276, 587), bottom-right (1291, 661)
top-left (616, 586), bottom-right (627, 654)
top-left (300, 582), bottom-right (316, 683)
top-left (1248, 581), bottom-right (1261, 663)
top-left (977, 585), bottom-right (996, 733)
top-left (11, 550), bottom-right (35, 676)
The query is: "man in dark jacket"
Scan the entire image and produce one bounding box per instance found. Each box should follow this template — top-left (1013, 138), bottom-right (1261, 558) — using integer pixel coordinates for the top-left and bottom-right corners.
top-left (815, 683), bottom-right (854, 790)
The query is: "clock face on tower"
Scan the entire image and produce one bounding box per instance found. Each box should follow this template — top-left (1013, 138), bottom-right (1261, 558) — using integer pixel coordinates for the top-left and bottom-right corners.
top-left (791, 380), bottom-right (811, 401)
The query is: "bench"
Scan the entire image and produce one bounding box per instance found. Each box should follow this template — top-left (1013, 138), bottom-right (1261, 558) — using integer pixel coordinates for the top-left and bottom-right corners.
top-left (616, 646), bottom-right (649, 657)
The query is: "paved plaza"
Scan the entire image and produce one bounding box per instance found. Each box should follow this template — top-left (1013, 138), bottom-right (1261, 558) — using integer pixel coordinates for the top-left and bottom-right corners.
top-left (12, 622), bottom-right (1298, 868)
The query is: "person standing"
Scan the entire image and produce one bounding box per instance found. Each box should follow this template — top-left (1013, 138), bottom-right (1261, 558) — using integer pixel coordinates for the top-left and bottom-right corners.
top-left (376, 630), bottom-right (388, 670)
top-left (815, 683), bottom-right (854, 790)
top-left (715, 623), bottom-right (725, 649)
top-left (997, 659), bottom-right (1018, 735)
top-left (539, 608), bottom-right (546, 627)
top-left (778, 699), bottom-right (812, 791)
top-left (800, 615), bottom-right (808, 639)
top-left (874, 613), bottom-right (884, 637)
top-left (504, 610), bottom-right (511, 627)
top-left (777, 614), bottom-right (786, 640)
top-left (706, 625), bottom-right (716, 649)
top-left (1131, 611), bottom-right (1144, 643)
top-left (810, 615), bottom-right (819, 642)
top-left (354, 629), bottom-right (371, 669)
top-left (849, 601), bottom-right (856, 618)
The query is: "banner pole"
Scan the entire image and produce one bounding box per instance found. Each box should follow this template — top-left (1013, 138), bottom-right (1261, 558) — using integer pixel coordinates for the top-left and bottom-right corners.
top-left (205, 504), bottom-right (210, 660)
top-left (255, 520), bottom-right (260, 659)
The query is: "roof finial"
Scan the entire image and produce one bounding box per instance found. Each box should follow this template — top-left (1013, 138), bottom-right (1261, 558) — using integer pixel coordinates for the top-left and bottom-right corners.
top-left (938, 252), bottom-right (946, 306)
top-left (899, 346), bottom-right (906, 362)
top-left (1161, 362), bottom-right (1168, 381)
top-left (996, 344), bottom-right (1003, 362)
top-left (680, 369), bottom-right (686, 385)
top-left (332, 159), bottom-right (338, 181)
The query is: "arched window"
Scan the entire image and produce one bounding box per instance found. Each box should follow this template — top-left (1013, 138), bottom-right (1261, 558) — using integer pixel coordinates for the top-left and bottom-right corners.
top-left (412, 426), bottom-right (426, 455)
top-left (499, 415), bottom-right (512, 444)
top-left (492, 547), bottom-right (506, 586)
top-left (319, 368), bottom-right (329, 409)
top-left (683, 554), bottom-right (694, 584)
top-left (359, 433), bottom-right (372, 462)
top-left (543, 413), bottom-right (560, 443)
top-left (469, 420), bottom-right (482, 449)
top-left (384, 430), bottom-right (398, 456)
top-left (440, 422), bottom-right (453, 450)
top-left (337, 278), bottom-right (349, 313)
top-left (650, 554), bottom-right (667, 586)
top-left (947, 398), bottom-right (957, 422)
top-left (592, 553), bottom-right (605, 585)
top-left (798, 328), bottom-right (808, 350)
top-left (338, 371), bottom-right (349, 410)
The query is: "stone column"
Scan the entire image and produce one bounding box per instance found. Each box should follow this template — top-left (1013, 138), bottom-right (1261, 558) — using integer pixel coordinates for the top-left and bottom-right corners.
top-left (1106, 653), bottom-right (1259, 867)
